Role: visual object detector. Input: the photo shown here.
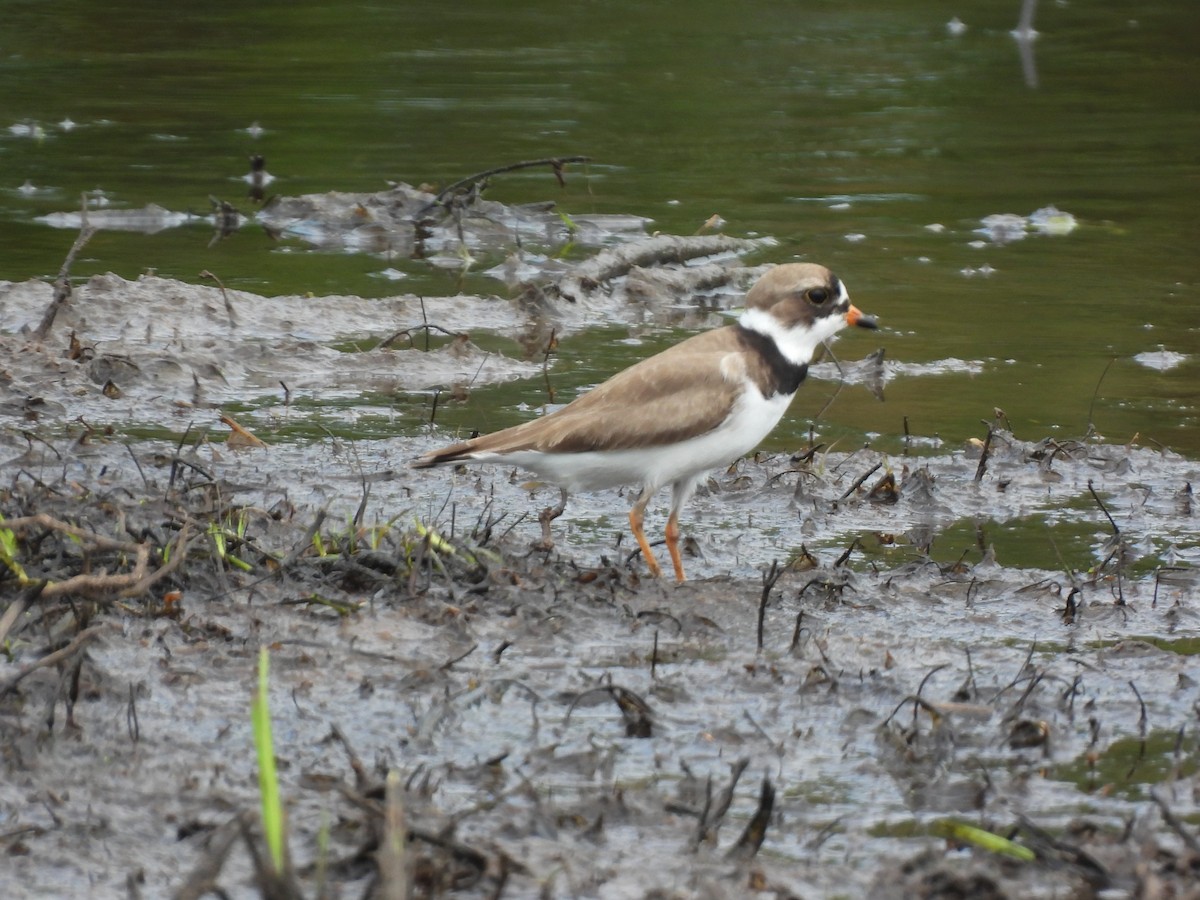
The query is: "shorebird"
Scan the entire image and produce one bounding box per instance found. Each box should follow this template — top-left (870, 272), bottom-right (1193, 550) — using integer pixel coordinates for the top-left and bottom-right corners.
top-left (413, 263), bottom-right (877, 581)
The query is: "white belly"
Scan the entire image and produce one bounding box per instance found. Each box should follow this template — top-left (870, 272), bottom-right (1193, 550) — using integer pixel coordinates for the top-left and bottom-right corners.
top-left (477, 389), bottom-right (793, 494)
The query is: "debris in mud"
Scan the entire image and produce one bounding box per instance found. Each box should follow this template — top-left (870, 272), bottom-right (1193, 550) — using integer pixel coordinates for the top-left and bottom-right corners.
top-left (256, 177), bottom-right (648, 263)
top-left (0, 224), bottom-right (782, 443)
top-left (3, 200), bottom-right (1198, 897)
top-left (1, 405), bottom-right (1198, 897)
top-left (34, 157), bottom-right (642, 271)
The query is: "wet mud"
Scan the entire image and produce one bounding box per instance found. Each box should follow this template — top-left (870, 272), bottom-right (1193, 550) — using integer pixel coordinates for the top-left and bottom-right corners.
top-left (2, 193), bottom-right (1198, 899)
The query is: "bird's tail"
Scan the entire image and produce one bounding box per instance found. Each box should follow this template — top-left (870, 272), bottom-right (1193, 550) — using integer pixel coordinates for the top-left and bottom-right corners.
top-left (410, 443), bottom-right (473, 469)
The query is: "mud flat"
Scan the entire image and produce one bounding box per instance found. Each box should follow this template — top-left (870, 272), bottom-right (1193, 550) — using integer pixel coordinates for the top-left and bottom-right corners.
top-left (1, 215), bottom-right (1198, 898)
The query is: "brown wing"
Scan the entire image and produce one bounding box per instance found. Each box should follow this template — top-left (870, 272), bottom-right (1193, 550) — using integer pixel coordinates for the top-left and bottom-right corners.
top-left (414, 326), bottom-right (746, 465)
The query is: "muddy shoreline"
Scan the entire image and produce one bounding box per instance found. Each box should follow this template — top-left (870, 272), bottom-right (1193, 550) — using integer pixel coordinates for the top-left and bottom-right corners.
top-left (2, 202), bottom-right (1198, 898)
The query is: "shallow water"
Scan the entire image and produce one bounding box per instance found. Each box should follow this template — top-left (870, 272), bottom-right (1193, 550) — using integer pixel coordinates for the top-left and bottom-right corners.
top-left (2, 14), bottom-right (1200, 891)
top-left (2, 0), bottom-right (1198, 458)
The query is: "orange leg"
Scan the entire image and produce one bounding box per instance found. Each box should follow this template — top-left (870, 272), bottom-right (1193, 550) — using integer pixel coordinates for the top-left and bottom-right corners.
top-left (665, 511), bottom-right (686, 583)
top-left (628, 504), bottom-right (662, 578)
top-left (535, 487), bottom-right (569, 550)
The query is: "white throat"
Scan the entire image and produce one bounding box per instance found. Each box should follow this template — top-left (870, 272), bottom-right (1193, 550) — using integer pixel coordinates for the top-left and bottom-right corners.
top-left (738, 306), bottom-right (847, 366)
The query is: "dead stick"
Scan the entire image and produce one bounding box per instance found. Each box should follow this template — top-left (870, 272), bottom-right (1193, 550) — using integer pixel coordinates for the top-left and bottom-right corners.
top-left (378, 770), bottom-right (409, 900)
top-left (35, 200), bottom-right (96, 339)
top-left (1125, 679), bottom-right (1148, 780)
top-left (839, 462), bottom-right (882, 500)
top-left (727, 776), bottom-right (775, 860)
top-left (973, 424), bottom-right (994, 483)
top-left (1086, 358), bottom-right (1116, 435)
top-left (0, 582), bottom-right (45, 647)
top-left (1086, 479), bottom-right (1120, 535)
top-left (0, 623), bottom-right (112, 697)
top-left (555, 234), bottom-right (760, 301)
top-left (757, 560), bottom-right (781, 651)
top-left (541, 328), bottom-right (558, 405)
top-left (1, 513), bottom-right (146, 553)
top-left (1151, 790), bottom-right (1200, 854)
top-left (38, 545), bottom-right (151, 599)
top-left (174, 812), bottom-right (249, 900)
top-left (428, 155), bottom-right (591, 208)
top-left (199, 269), bottom-right (238, 327)
top-left (118, 525), bottom-right (195, 599)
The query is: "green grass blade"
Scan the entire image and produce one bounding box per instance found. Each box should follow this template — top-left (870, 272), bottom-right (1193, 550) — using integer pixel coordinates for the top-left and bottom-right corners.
top-left (932, 819), bottom-right (1036, 862)
top-left (251, 646), bottom-right (286, 874)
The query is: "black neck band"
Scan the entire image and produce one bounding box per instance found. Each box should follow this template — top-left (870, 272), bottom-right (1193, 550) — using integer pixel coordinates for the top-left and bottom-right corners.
top-left (734, 324), bottom-right (809, 396)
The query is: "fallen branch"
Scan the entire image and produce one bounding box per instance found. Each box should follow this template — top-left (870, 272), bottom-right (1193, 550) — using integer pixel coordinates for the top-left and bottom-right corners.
top-left (554, 234), bottom-right (766, 302)
top-left (1, 513), bottom-right (145, 553)
top-left (0, 513), bottom-right (192, 601)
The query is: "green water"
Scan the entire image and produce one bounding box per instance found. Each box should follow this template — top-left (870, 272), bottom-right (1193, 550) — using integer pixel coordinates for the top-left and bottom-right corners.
top-left (2, 0), bottom-right (1198, 453)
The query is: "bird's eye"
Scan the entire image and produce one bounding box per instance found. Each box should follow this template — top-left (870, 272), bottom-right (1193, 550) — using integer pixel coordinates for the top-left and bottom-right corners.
top-left (807, 288), bottom-right (829, 304)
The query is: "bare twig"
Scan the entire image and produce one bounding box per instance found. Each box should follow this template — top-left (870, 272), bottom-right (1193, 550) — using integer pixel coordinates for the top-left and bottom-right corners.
top-left (424, 156), bottom-right (592, 213)
top-left (174, 812), bottom-right (251, 900)
top-left (1086, 358), bottom-right (1116, 436)
top-left (0, 623), bottom-right (112, 698)
top-left (1151, 790), bottom-right (1200, 854)
top-left (379, 323), bottom-right (463, 350)
top-left (118, 524), bottom-right (195, 599)
top-left (378, 770), bottom-right (410, 900)
top-left (1086, 480), bottom-right (1120, 535)
top-left (565, 684), bottom-right (652, 738)
top-left (35, 200), bottom-right (97, 339)
top-left (127, 683), bottom-right (140, 743)
top-left (692, 758), bottom-right (750, 849)
top-left (1, 514), bottom-right (195, 603)
top-left (839, 462), bottom-right (882, 500)
top-left (834, 537), bottom-right (861, 568)
top-left (198, 270), bottom-right (238, 327)
top-left (757, 560), bottom-right (781, 651)
top-left (0, 581), bottom-right (45, 647)
top-left (974, 424), bottom-right (994, 483)
top-left (541, 328), bottom-right (558, 405)
top-left (727, 775), bottom-right (775, 860)
top-left (330, 724), bottom-right (372, 792)
top-left (1125, 679), bottom-right (1148, 781)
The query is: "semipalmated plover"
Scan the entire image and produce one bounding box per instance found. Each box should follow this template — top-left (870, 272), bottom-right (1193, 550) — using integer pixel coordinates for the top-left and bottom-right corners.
top-left (414, 263), bottom-right (877, 581)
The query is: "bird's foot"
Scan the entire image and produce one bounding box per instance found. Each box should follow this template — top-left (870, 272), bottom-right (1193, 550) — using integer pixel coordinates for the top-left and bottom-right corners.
top-left (533, 488), bottom-right (568, 551)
